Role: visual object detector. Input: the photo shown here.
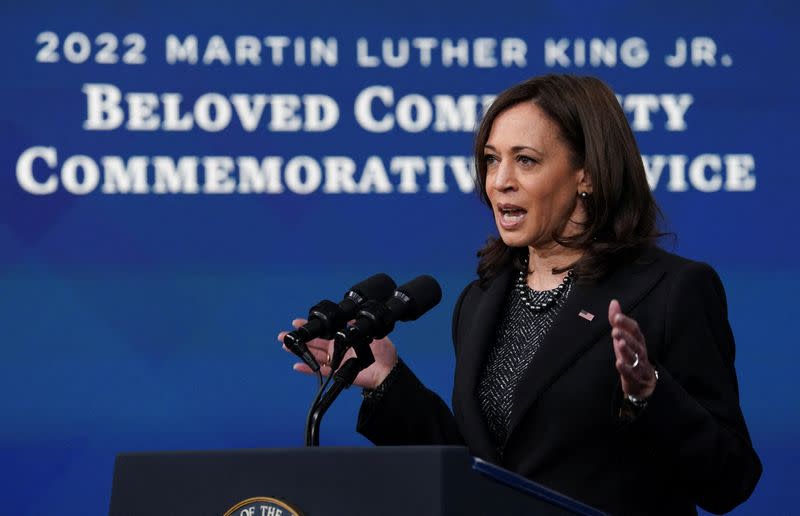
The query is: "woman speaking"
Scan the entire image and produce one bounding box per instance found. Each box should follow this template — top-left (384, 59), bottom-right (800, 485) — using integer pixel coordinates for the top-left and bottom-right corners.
top-left (279, 75), bottom-right (761, 515)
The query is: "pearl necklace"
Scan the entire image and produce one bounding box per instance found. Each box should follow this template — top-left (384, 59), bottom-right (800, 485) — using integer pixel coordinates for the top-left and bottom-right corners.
top-left (516, 259), bottom-right (573, 312)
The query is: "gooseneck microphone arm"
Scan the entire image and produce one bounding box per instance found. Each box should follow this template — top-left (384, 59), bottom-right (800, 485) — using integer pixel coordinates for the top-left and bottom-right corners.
top-left (306, 328), bottom-right (376, 446)
top-left (306, 360), bottom-right (363, 446)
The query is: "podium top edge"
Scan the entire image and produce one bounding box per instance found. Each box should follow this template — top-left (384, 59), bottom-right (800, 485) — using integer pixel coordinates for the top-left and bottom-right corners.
top-left (115, 445), bottom-right (471, 459)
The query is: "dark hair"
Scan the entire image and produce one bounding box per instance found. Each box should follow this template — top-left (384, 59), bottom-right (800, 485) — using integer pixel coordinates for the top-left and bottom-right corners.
top-left (475, 74), bottom-right (662, 285)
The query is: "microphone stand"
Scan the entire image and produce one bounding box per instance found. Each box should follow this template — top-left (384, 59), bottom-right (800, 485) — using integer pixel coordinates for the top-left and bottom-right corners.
top-left (305, 328), bottom-right (375, 446)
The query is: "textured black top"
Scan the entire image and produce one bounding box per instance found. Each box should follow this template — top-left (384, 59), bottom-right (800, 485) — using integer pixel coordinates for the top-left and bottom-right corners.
top-left (477, 277), bottom-right (573, 455)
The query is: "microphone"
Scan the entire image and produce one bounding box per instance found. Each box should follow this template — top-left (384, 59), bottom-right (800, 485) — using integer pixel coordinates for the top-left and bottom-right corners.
top-left (330, 275), bottom-right (442, 370)
top-left (283, 273), bottom-right (396, 372)
top-left (307, 275), bottom-right (442, 445)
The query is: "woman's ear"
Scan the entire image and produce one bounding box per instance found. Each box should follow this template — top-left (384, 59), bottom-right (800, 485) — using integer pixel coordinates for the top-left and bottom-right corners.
top-left (577, 168), bottom-right (592, 194)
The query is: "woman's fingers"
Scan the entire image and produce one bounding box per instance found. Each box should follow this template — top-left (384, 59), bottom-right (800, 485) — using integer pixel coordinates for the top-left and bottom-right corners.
top-left (612, 331), bottom-right (639, 365)
top-left (608, 300), bottom-right (656, 398)
top-left (292, 362), bottom-right (332, 377)
top-left (308, 347), bottom-right (329, 365)
top-left (305, 337), bottom-right (332, 352)
top-left (278, 318), bottom-right (337, 378)
top-left (608, 299), bottom-right (622, 326)
top-left (279, 321), bottom-right (333, 352)
top-left (609, 300), bottom-right (644, 342)
top-left (280, 320), bottom-right (399, 390)
top-left (611, 312), bottom-right (645, 345)
top-left (612, 327), bottom-right (644, 354)
top-left (282, 338), bottom-right (333, 365)
top-left (609, 301), bottom-right (647, 360)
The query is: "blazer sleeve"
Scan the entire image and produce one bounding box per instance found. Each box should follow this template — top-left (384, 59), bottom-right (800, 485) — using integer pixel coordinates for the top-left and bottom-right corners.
top-left (634, 260), bottom-right (762, 514)
top-left (355, 282), bottom-right (475, 446)
top-left (356, 359), bottom-right (464, 445)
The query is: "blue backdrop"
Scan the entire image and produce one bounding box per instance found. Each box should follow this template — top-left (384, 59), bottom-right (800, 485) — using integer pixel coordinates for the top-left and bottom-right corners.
top-left (1, 0), bottom-right (798, 513)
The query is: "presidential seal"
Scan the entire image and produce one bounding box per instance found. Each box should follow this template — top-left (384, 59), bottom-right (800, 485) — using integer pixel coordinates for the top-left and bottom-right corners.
top-left (224, 496), bottom-right (302, 516)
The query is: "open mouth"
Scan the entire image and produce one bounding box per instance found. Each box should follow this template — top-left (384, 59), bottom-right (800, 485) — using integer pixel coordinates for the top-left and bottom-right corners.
top-left (497, 203), bottom-right (527, 227)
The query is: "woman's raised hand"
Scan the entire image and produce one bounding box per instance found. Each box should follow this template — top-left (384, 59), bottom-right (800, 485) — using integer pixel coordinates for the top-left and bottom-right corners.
top-left (278, 318), bottom-right (398, 390)
top-left (608, 300), bottom-right (658, 400)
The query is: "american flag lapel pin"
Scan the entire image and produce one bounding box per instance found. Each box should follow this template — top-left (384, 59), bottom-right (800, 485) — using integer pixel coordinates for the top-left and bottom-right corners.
top-left (578, 309), bottom-right (595, 321)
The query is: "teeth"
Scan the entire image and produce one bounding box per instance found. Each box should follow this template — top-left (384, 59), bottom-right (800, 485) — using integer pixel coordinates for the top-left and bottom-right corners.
top-left (501, 211), bottom-right (525, 223)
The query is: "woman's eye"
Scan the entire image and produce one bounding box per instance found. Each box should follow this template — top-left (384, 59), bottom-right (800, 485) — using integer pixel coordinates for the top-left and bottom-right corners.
top-left (484, 154), bottom-right (498, 165)
top-left (518, 155), bottom-right (537, 165)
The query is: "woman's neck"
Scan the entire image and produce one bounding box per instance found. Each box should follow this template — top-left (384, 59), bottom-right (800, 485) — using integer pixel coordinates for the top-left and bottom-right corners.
top-left (526, 244), bottom-right (582, 290)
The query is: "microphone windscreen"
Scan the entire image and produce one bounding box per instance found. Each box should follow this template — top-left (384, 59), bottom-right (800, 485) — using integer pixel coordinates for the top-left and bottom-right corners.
top-left (349, 273), bottom-right (396, 301)
top-left (395, 275), bottom-right (442, 321)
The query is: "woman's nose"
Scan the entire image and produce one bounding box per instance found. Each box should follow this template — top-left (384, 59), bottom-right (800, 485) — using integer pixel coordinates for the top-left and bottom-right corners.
top-left (492, 161), bottom-right (516, 192)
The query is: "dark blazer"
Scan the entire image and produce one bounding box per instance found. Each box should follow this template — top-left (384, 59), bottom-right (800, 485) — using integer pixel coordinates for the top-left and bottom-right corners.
top-left (357, 247), bottom-right (761, 515)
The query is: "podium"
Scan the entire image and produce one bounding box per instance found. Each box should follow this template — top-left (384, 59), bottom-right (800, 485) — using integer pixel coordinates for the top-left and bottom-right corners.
top-left (109, 446), bottom-right (605, 515)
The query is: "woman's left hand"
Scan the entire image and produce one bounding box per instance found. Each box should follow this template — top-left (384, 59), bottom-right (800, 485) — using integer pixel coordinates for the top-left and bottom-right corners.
top-left (608, 299), bottom-right (657, 399)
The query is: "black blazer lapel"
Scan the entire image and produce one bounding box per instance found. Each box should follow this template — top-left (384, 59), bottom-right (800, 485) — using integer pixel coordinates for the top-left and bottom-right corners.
top-left (506, 251), bottom-right (667, 441)
top-left (454, 267), bottom-right (513, 462)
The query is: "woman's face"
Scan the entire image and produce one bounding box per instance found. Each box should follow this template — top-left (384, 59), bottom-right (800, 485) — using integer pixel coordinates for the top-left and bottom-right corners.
top-left (484, 101), bottom-right (589, 250)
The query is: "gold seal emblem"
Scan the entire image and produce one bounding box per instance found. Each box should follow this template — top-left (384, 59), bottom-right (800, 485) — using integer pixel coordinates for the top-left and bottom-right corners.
top-left (224, 496), bottom-right (302, 516)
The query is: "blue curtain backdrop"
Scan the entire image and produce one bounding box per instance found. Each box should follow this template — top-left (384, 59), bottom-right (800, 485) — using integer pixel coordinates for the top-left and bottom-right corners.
top-left (1, 0), bottom-right (797, 513)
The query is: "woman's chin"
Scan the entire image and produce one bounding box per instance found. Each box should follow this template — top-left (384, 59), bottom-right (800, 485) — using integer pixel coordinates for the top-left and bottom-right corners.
top-left (497, 229), bottom-right (531, 248)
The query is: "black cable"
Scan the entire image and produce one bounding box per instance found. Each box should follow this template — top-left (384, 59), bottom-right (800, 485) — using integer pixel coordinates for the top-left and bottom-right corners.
top-left (305, 368), bottom-right (333, 446)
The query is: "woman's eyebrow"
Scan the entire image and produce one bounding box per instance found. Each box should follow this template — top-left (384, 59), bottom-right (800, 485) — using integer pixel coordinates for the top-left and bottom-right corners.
top-left (484, 144), bottom-right (544, 155)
